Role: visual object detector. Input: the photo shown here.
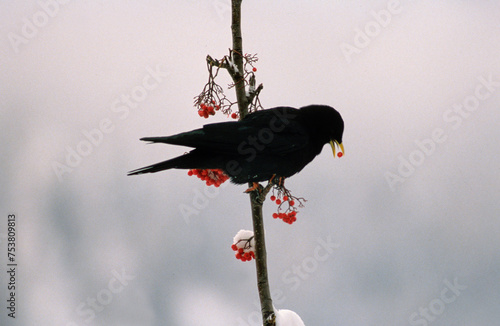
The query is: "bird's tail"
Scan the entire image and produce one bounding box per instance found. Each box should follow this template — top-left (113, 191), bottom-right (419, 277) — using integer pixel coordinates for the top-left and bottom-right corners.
top-left (128, 131), bottom-right (215, 176)
top-left (139, 129), bottom-right (205, 148)
top-left (128, 148), bottom-right (218, 176)
top-left (127, 157), bottom-right (180, 176)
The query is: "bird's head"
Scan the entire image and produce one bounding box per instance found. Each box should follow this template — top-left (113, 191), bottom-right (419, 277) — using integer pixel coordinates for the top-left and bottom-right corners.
top-left (299, 104), bottom-right (345, 158)
top-left (319, 106), bottom-right (345, 158)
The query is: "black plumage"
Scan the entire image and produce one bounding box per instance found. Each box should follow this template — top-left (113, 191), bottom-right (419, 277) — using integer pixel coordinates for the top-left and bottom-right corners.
top-left (128, 105), bottom-right (344, 184)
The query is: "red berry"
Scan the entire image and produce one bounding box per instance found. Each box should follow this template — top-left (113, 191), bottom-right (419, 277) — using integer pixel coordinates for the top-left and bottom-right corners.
top-left (231, 244), bottom-right (238, 251)
top-left (337, 152), bottom-right (343, 158)
top-left (231, 112), bottom-right (238, 119)
top-left (270, 195), bottom-right (276, 201)
top-left (252, 67), bottom-right (257, 72)
top-left (283, 196), bottom-right (288, 201)
top-left (289, 200), bottom-right (295, 206)
top-left (275, 199), bottom-right (281, 205)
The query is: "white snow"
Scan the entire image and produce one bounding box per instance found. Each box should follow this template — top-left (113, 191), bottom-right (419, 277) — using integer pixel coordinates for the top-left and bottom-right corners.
top-left (233, 229), bottom-right (255, 247)
top-left (274, 309), bottom-right (305, 326)
top-left (227, 55), bottom-right (240, 74)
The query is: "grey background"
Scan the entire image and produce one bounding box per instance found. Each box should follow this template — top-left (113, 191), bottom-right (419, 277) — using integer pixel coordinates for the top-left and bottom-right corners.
top-left (1, 1), bottom-right (499, 325)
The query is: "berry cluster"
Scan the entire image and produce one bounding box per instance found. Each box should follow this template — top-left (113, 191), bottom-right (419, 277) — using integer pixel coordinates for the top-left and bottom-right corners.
top-left (187, 169), bottom-right (229, 187)
top-left (270, 193), bottom-right (302, 225)
top-left (272, 211), bottom-right (297, 224)
top-left (231, 244), bottom-right (255, 262)
top-left (231, 230), bottom-right (256, 262)
top-left (197, 102), bottom-right (220, 119)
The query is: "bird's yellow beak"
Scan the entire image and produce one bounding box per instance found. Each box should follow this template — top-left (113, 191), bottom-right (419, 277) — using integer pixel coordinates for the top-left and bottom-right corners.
top-left (330, 140), bottom-right (344, 158)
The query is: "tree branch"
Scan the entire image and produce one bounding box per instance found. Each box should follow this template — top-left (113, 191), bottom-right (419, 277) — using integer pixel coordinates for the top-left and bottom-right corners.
top-left (230, 0), bottom-right (249, 119)
top-left (247, 74), bottom-right (264, 107)
top-left (230, 1), bottom-right (275, 325)
top-left (250, 192), bottom-right (275, 324)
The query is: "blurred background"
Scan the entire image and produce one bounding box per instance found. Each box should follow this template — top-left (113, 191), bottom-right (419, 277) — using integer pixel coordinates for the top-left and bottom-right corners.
top-left (1, 1), bottom-right (499, 325)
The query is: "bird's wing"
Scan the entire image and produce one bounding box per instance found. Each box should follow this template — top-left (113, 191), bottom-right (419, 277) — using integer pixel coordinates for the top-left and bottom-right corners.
top-left (140, 107), bottom-right (310, 155)
top-left (140, 122), bottom-right (242, 152)
top-left (202, 107), bottom-right (310, 155)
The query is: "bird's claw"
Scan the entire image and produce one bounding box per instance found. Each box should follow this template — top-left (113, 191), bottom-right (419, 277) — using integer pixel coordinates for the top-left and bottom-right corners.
top-left (244, 182), bottom-right (262, 193)
top-left (269, 175), bottom-right (285, 188)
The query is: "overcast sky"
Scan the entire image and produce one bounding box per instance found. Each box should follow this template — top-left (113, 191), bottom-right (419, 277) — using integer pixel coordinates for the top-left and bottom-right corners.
top-left (1, 1), bottom-right (500, 325)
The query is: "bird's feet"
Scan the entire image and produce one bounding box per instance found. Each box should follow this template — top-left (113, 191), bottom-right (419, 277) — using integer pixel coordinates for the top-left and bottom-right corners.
top-left (269, 174), bottom-right (285, 188)
top-left (244, 182), bottom-right (263, 193)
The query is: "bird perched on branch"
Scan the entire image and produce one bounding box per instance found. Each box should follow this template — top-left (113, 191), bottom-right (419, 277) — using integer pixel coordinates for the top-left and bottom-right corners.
top-left (128, 105), bottom-right (344, 185)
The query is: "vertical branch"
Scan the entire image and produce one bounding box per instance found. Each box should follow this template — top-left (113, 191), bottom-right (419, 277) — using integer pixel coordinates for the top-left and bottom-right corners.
top-left (230, 1), bottom-right (275, 325)
top-left (230, 0), bottom-right (249, 118)
top-left (250, 193), bottom-right (275, 324)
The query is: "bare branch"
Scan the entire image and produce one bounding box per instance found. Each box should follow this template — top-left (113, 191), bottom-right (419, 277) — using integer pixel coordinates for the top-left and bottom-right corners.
top-left (196, 2), bottom-right (274, 323)
top-left (231, 1), bottom-right (274, 324)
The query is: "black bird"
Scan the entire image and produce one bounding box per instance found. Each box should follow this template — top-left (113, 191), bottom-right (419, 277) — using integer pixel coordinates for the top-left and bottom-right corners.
top-left (128, 105), bottom-right (344, 184)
